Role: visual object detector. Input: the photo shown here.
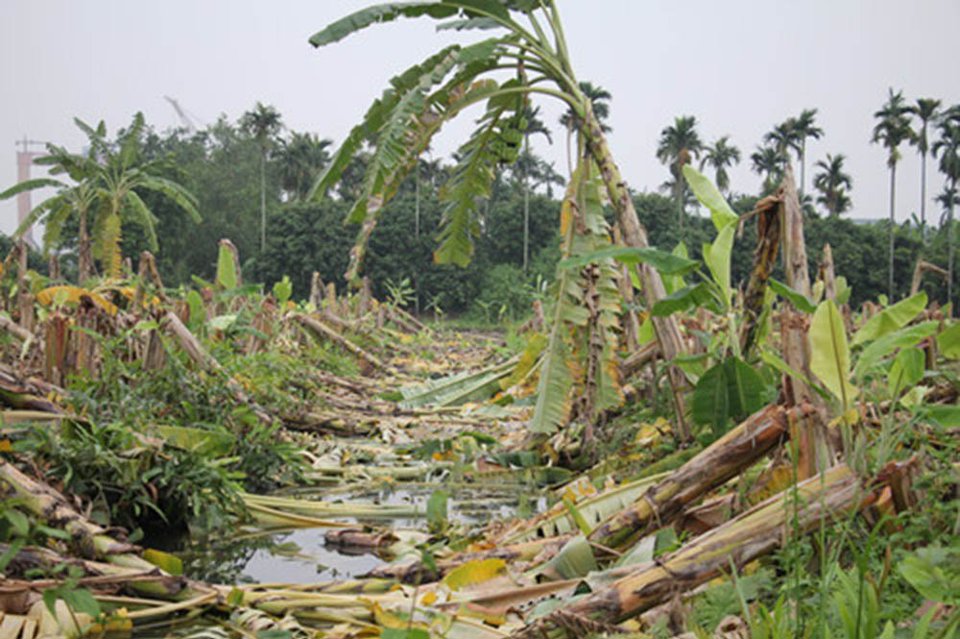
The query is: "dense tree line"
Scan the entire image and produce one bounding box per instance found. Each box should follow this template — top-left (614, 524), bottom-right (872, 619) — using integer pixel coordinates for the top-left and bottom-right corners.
top-left (4, 96), bottom-right (960, 318)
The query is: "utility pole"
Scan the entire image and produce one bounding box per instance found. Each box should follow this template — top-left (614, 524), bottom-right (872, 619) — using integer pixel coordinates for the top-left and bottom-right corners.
top-left (15, 137), bottom-right (47, 247)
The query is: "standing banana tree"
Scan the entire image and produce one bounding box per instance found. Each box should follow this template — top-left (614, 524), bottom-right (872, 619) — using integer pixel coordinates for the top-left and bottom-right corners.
top-left (0, 147), bottom-right (97, 281)
top-left (1, 114), bottom-right (201, 281)
top-left (308, 0), bottom-right (691, 438)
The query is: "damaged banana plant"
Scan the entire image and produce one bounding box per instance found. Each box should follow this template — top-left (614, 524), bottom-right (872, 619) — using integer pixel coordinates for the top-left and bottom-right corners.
top-left (308, 0), bottom-right (692, 437)
top-left (530, 161), bottom-right (623, 446)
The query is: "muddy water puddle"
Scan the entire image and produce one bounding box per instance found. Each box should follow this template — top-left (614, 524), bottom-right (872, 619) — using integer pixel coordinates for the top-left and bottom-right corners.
top-left (175, 483), bottom-right (547, 585)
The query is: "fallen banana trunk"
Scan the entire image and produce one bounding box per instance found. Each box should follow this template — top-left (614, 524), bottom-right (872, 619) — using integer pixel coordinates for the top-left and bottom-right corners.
top-left (588, 403), bottom-right (801, 553)
top-left (514, 463), bottom-right (881, 639)
top-left (0, 312), bottom-right (37, 344)
top-left (0, 543), bottom-right (186, 599)
top-left (0, 367), bottom-right (62, 413)
top-left (0, 459), bottom-right (139, 559)
top-left (384, 306), bottom-right (422, 334)
top-left (295, 313), bottom-right (391, 374)
top-left (0, 460), bottom-right (207, 601)
top-left (619, 341), bottom-right (659, 380)
top-left (0, 544), bottom-right (212, 613)
top-left (324, 529), bottom-right (398, 550)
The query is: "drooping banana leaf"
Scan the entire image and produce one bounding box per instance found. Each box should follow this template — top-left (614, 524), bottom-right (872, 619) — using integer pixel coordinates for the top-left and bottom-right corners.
top-left (534, 535), bottom-right (598, 580)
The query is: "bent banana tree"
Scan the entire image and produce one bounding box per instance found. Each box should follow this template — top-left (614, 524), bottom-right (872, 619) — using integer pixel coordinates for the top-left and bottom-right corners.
top-left (308, 0), bottom-right (691, 437)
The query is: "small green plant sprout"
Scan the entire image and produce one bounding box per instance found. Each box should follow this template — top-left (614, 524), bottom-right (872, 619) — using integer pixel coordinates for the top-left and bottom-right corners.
top-left (385, 277), bottom-right (415, 309)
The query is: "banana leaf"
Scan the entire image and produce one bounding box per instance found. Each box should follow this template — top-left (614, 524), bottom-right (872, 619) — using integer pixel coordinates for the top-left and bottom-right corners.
top-left (398, 358), bottom-right (517, 409)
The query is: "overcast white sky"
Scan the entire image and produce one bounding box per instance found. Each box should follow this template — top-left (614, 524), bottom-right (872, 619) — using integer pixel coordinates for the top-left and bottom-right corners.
top-left (2, 1), bottom-right (959, 236)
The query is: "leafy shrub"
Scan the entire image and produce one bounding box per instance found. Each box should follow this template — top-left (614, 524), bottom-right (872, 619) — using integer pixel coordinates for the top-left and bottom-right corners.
top-left (20, 420), bottom-right (243, 535)
top-left (471, 264), bottom-right (537, 323)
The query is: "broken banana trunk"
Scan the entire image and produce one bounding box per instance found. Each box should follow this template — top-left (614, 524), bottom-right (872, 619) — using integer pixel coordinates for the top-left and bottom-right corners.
top-left (294, 313), bottom-right (391, 375)
top-left (588, 403), bottom-right (802, 553)
top-left (161, 311), bottom-right (273, 425)
top-left (515, 464), bottom-right (881, 639)
top-left (739, 193), bottom-right (782, 356)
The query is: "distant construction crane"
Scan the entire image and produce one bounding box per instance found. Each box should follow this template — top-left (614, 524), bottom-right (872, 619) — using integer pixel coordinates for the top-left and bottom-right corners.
top-left (164, 96), bottom-right (202, 133)
top-left (14, 137), bottom-right (49, 247)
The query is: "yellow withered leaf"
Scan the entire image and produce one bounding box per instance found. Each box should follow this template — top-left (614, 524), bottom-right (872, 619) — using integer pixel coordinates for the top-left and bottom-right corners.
top-left (441, 558), bottom-right (507, 591)
top-left (36, 286), bottom-right (118, 315)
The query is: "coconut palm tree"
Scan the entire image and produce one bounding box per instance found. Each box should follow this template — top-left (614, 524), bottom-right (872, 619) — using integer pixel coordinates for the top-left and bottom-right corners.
top-left (699, 136), bottom-right (741, 194)
top-left (240, 102), bottom-right (283, 252)
top-left (812, 153), bottom-right (853, 217)
top-left (793, 108), bottom-right (824, 197)
top-left (909, 98), bottom-right (942, 239)
top-left (932, 109), bottom-right (960, 307)
top-left (656, 115), bottom-right (703, 232)
top-left (750, 144), bottom-right (786, 194)
top-left (278, 132), bottom-right (332, 201)
top-left (1, 114), bottom-right (201, 280)
top-left (872, 88), bottom-right (915, 300)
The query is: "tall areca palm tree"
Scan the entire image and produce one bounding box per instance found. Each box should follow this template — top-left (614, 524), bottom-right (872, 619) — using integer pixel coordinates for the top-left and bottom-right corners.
top-left (240, 102), bottom-right (283, 252)
top-left (812, 153), bottom-right (853, 217)
top-left (699, 136), bottom-right (741, 194)
top-left (909, 98), bottom-right (942, 238)
top-left (764, 118), bottom-right (800, 161)
top-left (278, 132), bottom-right (332, 201)
top-left (872, 88), bottom-right (915, 300)
top-left (793, 108), bottom-right (823, 197)
top-left (933, 109), bottom-right (960, 308)
top-left (656, 115), bottom-right (703, 231)
top-left (521, 105), bottom-right (552, 272)
top-left (750, 144), bottom-right (786, 194)
top-left (1, 114), bottom-right (201, 280)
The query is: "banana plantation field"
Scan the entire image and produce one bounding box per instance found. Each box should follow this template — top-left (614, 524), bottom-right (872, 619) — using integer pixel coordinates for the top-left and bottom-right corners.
top-left (1, 3), bottom-right (959, 639)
